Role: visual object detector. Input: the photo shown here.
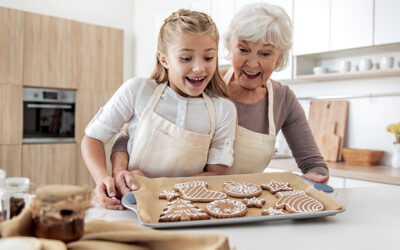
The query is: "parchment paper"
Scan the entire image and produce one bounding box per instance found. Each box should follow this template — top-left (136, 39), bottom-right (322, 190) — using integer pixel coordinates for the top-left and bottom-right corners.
top-left (133, 171), bottom-right (344, 224)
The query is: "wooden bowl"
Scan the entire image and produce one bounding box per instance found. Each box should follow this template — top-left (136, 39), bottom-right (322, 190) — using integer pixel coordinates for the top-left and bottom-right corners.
top-left (340, 148), bottom-right (384, 166)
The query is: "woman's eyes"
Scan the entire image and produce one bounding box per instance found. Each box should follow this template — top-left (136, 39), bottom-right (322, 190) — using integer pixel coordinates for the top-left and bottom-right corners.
top-left (204, 56), bottom-right (214, 61)
top-left (239, 47), bottom-right (248, 53)
top-left (260, 52), bottom-right (271, 57)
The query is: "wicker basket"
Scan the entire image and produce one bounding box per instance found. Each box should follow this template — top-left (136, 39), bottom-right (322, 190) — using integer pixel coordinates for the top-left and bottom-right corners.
top-left (340, 148), bottom-right (385, 166)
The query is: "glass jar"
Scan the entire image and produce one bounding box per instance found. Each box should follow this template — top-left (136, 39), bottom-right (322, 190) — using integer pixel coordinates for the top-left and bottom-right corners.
top-left (31, 185), bottom-right (91, 243)
top-left (1, 177), bottom-right (32, 221)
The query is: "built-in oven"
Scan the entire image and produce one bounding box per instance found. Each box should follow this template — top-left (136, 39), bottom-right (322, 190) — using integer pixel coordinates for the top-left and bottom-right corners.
top-left (23, 87), bottom-right (75, 143)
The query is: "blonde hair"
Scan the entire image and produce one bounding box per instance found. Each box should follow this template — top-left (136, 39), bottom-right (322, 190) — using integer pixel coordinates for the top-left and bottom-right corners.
top-left (151, 9), bottom-right (229, 98)
top-left (224, 2), bottom-right (293, 71)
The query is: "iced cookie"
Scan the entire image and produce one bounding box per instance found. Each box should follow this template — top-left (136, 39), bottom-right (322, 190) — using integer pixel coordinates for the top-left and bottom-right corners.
top-left (262, 207), bottom-right (285, 216)
top-left (159, 190), bottom-right (180, 201)
top-left (223, 181), bottom-right (262, 198)
top-left (206, 199), bottom-right (248, 219)
top-left (159, 198), bottom-right (210, 222)
top-left (243, 197), bottom-right (265, 208)
top-left (174, 181), bottom-right (227, 202)
top-left (275, 190), bottom-right (324, 213)
top-left (261, 180), bottom-right (293, 194)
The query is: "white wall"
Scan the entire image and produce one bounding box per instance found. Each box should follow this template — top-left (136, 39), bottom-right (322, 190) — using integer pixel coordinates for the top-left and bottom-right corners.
top-left (289, 77), bottom-right (400, 166)
top-left (0, 0), bottom-right (135, 81)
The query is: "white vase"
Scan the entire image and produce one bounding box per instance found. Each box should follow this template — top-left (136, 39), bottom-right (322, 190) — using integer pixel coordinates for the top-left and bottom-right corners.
top-left (392, 143), bottom-right (400, 168)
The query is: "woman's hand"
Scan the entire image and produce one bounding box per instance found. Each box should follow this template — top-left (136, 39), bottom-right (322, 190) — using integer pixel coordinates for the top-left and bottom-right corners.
top-left (193, 164), bottom-right (229, 176)
top-left (93, 176), bottom-right (124, 210)
top-left (114, 170), bottom-right (146, 196)
top-left (302, 172), bottom-right (329, 184)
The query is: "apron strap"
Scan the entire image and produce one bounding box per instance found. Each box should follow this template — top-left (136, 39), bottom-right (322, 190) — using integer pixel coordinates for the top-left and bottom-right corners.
top-left (202, 92), bottom-right (216, 137)
top-left (142, 82), bottom-right (168, 114)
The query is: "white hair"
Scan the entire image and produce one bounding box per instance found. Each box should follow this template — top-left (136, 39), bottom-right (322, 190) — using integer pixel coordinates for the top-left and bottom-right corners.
top-left (223, 2), bottom-right (292, 71)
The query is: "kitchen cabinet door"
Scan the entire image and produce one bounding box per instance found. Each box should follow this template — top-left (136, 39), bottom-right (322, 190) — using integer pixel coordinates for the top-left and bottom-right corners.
top-left (0, 145), bottom-right (22, 177)
top-left (330, 0), bottom-right (373, 51)
top-left (0, 84), bottom-right (22, 145)
top-left (0, 7), bottom-right (23, 85)
top-left (78, 23), bottom-right (124, 92)
top-left (374, 0), bottom-right (400, 45)
top-left (22, 143), bottom-right (76, 186)
top-left (23, 12), bottom-right (79, 89)
top-left (293, 0), bottom-right (330, 55)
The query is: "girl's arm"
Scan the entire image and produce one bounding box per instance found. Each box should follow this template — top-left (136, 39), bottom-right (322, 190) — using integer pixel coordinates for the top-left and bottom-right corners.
top-left (81, 135), bottom-right (123, 210)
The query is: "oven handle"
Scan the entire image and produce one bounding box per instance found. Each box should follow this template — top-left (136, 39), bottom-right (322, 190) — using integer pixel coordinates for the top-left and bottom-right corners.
top-left (27, 104), bottom-right (72, 109)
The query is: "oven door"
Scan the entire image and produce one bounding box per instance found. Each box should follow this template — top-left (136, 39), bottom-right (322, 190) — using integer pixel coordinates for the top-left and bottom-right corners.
top-left (23, 102), bottom-right (75, 143)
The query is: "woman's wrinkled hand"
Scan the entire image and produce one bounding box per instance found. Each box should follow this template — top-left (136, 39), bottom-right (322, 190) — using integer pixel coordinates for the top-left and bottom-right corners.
top-left (114, 170), bottom-right (147, 196)
top-left (302, 172), bottom-right (329, 184)
top-left (93, 176), bottom-right (124, 210)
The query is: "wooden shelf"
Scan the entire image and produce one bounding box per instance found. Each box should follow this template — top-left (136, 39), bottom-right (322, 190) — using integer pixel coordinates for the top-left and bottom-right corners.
top-left (295, 68), bottom-right (400, 82)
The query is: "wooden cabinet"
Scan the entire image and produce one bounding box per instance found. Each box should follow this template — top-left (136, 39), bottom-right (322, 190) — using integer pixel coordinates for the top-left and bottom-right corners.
top-left (22, 143), bottom-right (76, 187)
top-left (23, 12), bottom-right (80, 89)
top-left (374, 0), bottom-right (400, 45)
top-left (0, 84), bottom-right (22, 145)
top-left (78, 24), bottom-right (123, 92)
top-left (0, 7), bottom-right (24, 85)
top-left (330, 0), bottom-right (373, 50)
top-left (0, 145), bottom-right (22, 177)
top-left (293, 0), bottom-right (330, 55)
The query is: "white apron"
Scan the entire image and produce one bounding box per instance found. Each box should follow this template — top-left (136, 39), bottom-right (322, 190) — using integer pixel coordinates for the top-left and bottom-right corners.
top-left (128, 83), bottom-right (216, 178)
top-left (223, 67), bottom-right (277, 174)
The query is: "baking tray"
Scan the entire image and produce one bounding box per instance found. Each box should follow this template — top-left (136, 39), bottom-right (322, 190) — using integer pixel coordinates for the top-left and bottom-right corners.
top-left (122, 192), bottom-right (345, 229)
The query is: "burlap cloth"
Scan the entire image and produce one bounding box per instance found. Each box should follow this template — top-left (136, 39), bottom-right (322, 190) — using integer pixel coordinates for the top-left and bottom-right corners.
top-left (0, 203), bottom-right (230, 250)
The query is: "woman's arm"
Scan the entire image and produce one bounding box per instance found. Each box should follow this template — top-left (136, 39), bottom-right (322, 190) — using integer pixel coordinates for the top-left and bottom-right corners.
top-left (278, 86), bottom-right (329, 183)
top-left (81, 135), bottom-right (123, 209)
top-left (194, 164), bottom-right (229, 176)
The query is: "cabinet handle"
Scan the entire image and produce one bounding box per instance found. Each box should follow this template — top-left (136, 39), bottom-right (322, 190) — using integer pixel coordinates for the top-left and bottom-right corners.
top-left (26, 104), bottom-right (72, 109)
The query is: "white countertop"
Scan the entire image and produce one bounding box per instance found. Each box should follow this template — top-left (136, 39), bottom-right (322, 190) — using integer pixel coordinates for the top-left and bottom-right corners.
top-left (86, 186), bottom-right (400, 250)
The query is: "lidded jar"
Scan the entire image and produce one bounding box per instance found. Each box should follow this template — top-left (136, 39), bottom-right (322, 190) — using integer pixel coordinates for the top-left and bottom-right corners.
top-left (1, 177), bottom-right (32, 221)
top-left (31, 185), bottom-right (91, 243)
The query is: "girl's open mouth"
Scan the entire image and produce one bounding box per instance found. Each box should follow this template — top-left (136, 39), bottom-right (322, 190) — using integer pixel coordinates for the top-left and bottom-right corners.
top-left (186, 76), bottom-right (206, 86)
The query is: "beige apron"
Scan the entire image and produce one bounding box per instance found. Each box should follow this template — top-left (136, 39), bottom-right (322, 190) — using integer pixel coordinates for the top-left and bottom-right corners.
top-left (223, 67), bottom-right (277, 174)
top-left (128, 83), bottom-right (216, 178)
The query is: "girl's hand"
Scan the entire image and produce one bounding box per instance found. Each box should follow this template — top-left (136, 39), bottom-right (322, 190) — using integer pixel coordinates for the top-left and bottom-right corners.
top-left (302, 172), bottom-right (329, 184)
top-left (114, 170), bottom-right (147, 196)
top-left (93, 176), bottom-right (124, 210)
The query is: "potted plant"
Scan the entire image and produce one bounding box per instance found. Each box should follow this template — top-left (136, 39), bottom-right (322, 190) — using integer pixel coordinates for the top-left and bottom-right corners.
top-left (386, 122), bottom-right (400, 168)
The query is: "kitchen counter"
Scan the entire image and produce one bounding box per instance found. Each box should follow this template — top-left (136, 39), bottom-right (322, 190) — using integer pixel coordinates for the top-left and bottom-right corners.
top-left (86, 186), bottom-right (400, 250)
top-left (269, 158), bottom-right (400, 185)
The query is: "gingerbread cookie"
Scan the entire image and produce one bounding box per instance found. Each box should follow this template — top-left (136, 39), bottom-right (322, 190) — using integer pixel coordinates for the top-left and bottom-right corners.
top-left (223, 181), bottom-right (262, 198)
top-left (243, 197), bottom-right (265, 208)
top-left (261, 180), bottom-right (293, 194)
top-left (206, 199), bottom-right (248, 219)
top-left (174, 181), bottom-right (227, 202)
top-left (275, 190), bottom-right (324, 213)
top-left (159, 198), bottom-right (210, 222)
top-left (262, 207), bottom-right (285, 216)
top-left (159, 190), bottom-right (180, 201)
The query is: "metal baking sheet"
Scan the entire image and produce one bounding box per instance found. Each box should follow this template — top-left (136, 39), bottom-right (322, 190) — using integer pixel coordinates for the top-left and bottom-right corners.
top-left (121, 193), bottom-right (345, 229)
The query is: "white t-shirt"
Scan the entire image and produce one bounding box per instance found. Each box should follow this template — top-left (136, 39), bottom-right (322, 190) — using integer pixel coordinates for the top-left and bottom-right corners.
top-left (85, 77), bottom-right (237, 166)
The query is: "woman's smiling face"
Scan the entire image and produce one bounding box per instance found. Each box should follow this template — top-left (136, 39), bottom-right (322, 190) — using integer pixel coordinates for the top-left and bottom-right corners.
top-left (231, 40), bottom-right (281, 89)
top-left (158, 33), bottom-right (218, 97)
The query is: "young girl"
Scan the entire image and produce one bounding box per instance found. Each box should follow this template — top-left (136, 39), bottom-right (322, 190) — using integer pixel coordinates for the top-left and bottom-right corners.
top-left (81, 9), bottom-right (237, 209)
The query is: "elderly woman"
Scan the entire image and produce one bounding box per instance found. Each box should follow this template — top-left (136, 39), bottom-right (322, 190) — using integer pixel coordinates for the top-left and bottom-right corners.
top-left (103, 2), bottom-right (329, 209)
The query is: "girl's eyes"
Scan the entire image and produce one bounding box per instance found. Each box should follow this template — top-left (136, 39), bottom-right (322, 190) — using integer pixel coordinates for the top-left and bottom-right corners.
top-left (180, 57), bottom-right (191, 62)
top-left (179, 56), bottom-right (215, 62)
